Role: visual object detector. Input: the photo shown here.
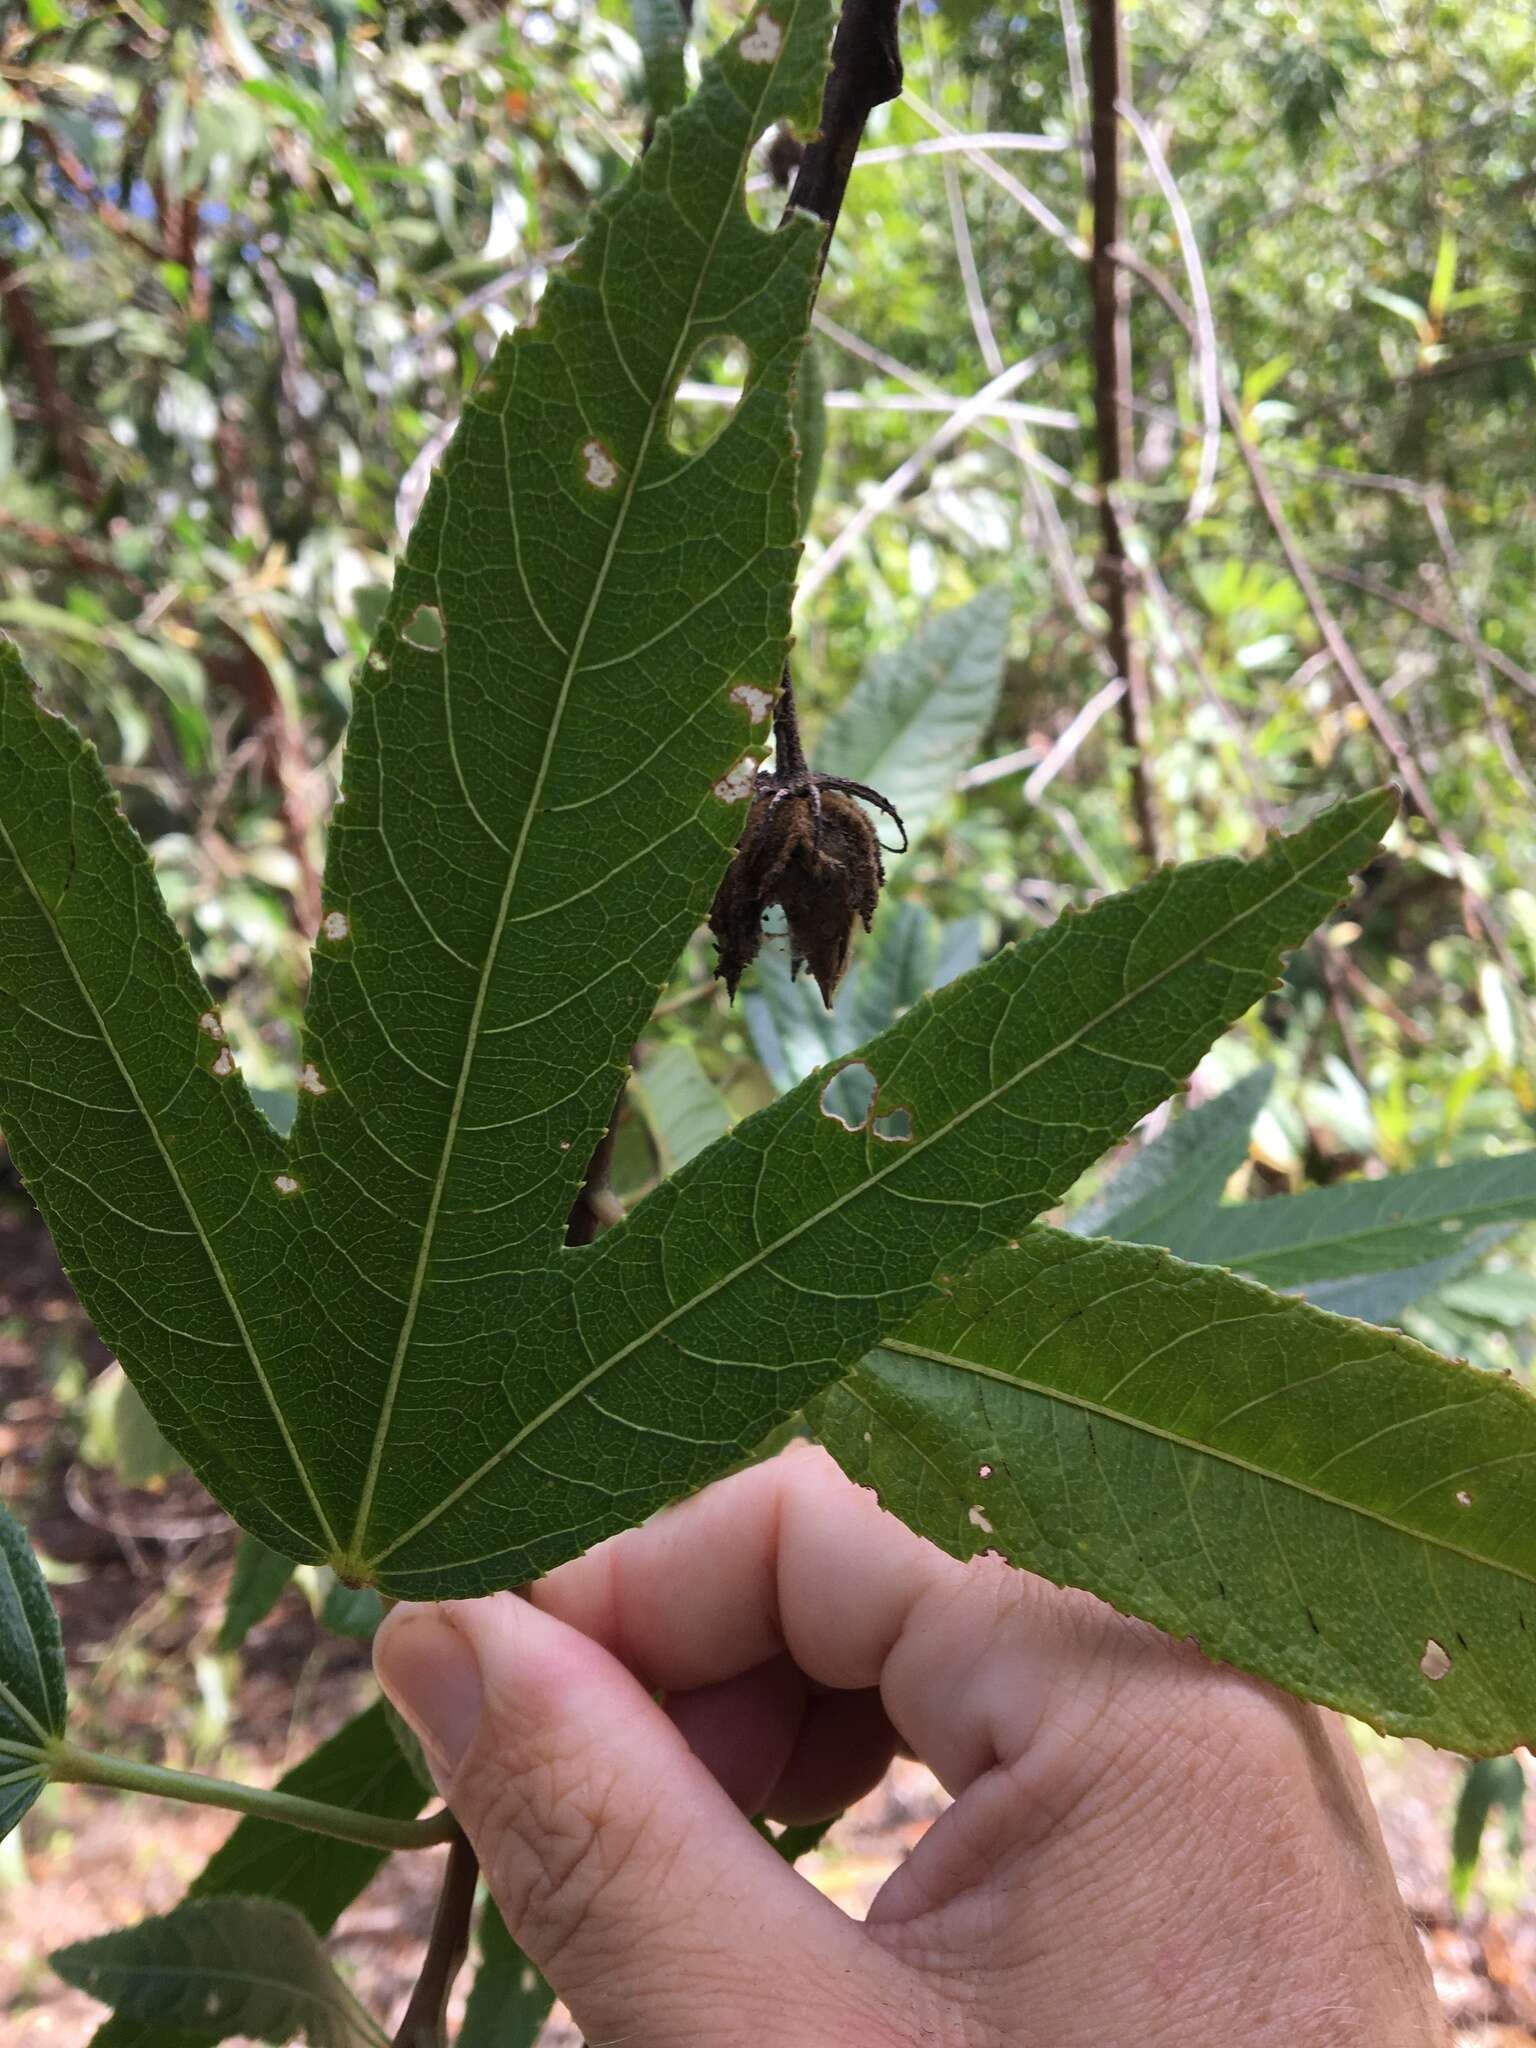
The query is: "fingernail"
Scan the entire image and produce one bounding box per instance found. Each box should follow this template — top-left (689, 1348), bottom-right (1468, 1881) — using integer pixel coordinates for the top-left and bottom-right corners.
top-left (375, 1608), bottom-right (483, 1779)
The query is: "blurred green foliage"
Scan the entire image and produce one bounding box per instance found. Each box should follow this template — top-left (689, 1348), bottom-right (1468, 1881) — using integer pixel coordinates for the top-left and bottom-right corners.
top-left (2, 0), bottom-right (1532, 1368)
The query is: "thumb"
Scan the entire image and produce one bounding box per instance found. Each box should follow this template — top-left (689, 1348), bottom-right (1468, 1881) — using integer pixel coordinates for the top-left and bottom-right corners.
top-left (375, 1593), bottom-right (879, 2047)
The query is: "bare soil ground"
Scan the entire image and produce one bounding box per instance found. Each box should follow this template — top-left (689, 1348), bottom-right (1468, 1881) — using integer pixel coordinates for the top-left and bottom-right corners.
top-left (2, 1187), bottom-right (1532, 2047)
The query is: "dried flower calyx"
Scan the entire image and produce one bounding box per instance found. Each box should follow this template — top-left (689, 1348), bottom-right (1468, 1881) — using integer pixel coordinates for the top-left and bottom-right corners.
top-left (709, 663), bottom-right (907, 1008)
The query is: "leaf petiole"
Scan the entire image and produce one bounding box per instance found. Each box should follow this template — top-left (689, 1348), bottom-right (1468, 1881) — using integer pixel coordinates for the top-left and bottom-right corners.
top-left (46, 1739), bottom-right (457, 1853)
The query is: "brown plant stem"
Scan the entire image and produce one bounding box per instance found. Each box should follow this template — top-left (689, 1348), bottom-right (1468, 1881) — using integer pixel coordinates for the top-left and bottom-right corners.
top-left (1085, 0), bottom-right (1159, 866)
top-left (784, 0), bottom-right (903, 258)
top-left (0, 250), bottom-right (99, 507)
top-left (391, 1827), bottom-right (479, 2048)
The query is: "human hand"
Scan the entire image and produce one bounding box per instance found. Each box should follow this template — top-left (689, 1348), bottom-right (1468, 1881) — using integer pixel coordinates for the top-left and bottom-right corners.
top-left (375, 1443), bottom-right (1445, 2047)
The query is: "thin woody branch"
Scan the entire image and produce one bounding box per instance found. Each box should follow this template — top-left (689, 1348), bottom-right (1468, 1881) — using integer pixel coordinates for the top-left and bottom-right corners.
top-left (1086, 0), bottom-right (1160, 868)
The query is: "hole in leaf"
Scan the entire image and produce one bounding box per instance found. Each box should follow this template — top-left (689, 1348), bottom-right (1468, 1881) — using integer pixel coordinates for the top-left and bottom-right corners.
top-left (978, 1463), bottom-right (993, 1480)
top-left (670, 336), bottom-right (751, 457)
top-left (402, 604), bottom-right (445, 652)
top-left (1455, 1489), bottom-right (1472, 1507)
top-left (820, 1061), bottom-right (876, 1131)
top-left (1420, 1638), bottom-right (1452, 1681)
top-left (872, 1107), bottom-right (912, 1143)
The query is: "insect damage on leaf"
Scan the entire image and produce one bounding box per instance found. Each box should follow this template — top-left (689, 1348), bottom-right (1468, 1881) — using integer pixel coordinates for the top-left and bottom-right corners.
top-left (710, 662), bottom-right (907, 1006)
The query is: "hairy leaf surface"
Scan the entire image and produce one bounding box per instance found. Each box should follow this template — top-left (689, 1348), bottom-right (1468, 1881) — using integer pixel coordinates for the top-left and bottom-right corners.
top-left (1149, 1149), bottom-right (1536, 1286)
top-left (55, 1899), bottom-right (385, 2048)
top-left (815, 1226), bottom-right (1536, 1753)
top-left (87, 1704), bottom-right (426, 2048)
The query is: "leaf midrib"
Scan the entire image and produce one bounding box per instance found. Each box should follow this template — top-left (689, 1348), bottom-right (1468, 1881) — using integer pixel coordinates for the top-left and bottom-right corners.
top-left (870, 1335), bottom-right (1536, 1589)
top-left (0, 784), bottom-right (339, 1557)
top-left (345, 48), bottom-right (796, 1562)
top-left (367, 812), bottom-right (1375, 1571)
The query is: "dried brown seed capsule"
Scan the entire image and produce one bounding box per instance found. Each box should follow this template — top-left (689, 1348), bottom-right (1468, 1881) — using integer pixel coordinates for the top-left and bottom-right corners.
top-left (709, 665), bottom-right (906, 1008)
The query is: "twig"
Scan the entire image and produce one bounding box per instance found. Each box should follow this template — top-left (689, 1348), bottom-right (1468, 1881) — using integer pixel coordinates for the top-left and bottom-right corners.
top-left (901, 86), bottom-right (1087, 256)
top-left (1116, 97), bottom-right (1220, 525)
top-left (0, 250), bottom-right (99, 506)
top-left (1087, 0), bottom-right (1159, 865)
top-left (1423, 491), bottom-right (1536, 809)
top-left (391, 1830), bottom-right (479, 2048)
top-left (1023, 675), bottom-right (1127, 803)
top-left (1313, 560), bottom-right (1536, 703)
top-left (28, 117), bottom-right (170, 261)
top-left (795, 349), bottom-right (1061, 602)
top-left (1112, 242), bottom-right (1526, 983)
top-left (0, 506), bottom-right (145, 590)
top-left (1055, 0), bottom-right (1094, 190)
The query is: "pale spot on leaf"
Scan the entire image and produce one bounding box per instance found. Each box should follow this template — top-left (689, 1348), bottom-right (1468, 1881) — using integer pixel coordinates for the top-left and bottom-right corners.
top-left (322, 911), bottom-right (350, 942)
top-left (740, 12), bottom-right (782, 61)
top-left (299, 1063), bottom-right (328, 1097)
top-left (273, 1174), bottom-right (300, 1196)
top-left (968, 1505), bottom-right (994, 1535)
top-left (211, 1047), bottom-right (236, 1079)
top-left (730, 682), bottom-right (773, 723)
top-left (713, 755), bottom-right (758, 803)
top-left (198, 1012), bottom-right (225, 1042)
top-left (1420, 1638), bottom-right (1452, 1681)
top-left (582, 438), bottom-right (619, 489)
top-left (1456, 1490), bottom-right (1472, 1507)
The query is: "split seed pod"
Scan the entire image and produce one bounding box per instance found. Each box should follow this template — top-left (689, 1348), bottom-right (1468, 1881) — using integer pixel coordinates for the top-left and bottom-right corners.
top-left (710, 786), bottom-right (887, 1008)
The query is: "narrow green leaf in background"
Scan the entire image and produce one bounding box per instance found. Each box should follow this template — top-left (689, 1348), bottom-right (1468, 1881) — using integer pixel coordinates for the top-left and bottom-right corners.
top-left (1450, 1754), bottom-right (1525, 1912)
top-left (816, 588), bottom-right (1011, 853)
top-left (1146, 1148), bottom-right (1536, 1287)
top-left (1071, 1065), bottom-right (1274, 1239)
top-left (215, 1534), bottom-right (295, 1656)
top-left (631, 1041), bottom-right (734, 1175)
top-left (457, 1900), bottom-right (554, 2048)
top-left (55, 1898), bottom-right (386, 2048)
top-left (0, 1501), bottom-right (65, 1844)
top-left (815, 1225), bottom-right (1536, 1753)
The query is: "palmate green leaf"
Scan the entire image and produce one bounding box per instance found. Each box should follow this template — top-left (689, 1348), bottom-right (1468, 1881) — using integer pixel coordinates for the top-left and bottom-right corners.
top-left (458, 1900), bottom-right (554, 2048)
top-left (1070, 1065), bottom-right (1274, 1238)
top-left (54, 1899), bottom-right (386, 2048)
top-left (1148, 1148), bottom-right (1536, 1288)
top-left (815, 1226), bottom-right (1536, 1754)
top-left (363, 791), bottom-right (1391, 1597)
top-left (0, 1500), bottom-right (65, 1844)
top-left (0, 4), bottom-right (1396, 1599)
top-left (817, 588), bottom-right (1011, 853)
top-left (87, 1705), bottom-right (425, 2048)
top-left (0, 0), bottom-right (833, 1581)
top-left (0, 632), bottom-right (1390, 1597)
